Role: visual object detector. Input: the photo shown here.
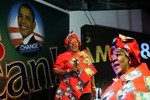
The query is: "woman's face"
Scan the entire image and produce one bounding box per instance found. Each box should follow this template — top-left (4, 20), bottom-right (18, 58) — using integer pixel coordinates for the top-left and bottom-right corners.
top-left (111, 49), bottom-right (131, 77)
top-left (68, 38), bottom-right (79, 53)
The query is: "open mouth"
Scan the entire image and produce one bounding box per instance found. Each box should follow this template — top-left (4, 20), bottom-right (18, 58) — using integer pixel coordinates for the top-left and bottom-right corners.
top-left (113, 63), bottom-right (120, 70)
top-left (72, 45), bottom-right (77, 49)
top-left (21, 25), bottom-right (27, 30)
top-left (20, 25), bottom-right (27, 30)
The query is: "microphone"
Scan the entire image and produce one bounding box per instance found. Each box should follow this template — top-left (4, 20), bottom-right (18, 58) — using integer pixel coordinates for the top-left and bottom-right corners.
top-left (72, 57), bottom-right (80, 77)
top-left (73, 57), bottom-right (79, 67)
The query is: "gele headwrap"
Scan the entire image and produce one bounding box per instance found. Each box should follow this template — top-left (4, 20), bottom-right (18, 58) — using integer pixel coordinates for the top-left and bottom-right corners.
top-left (110, 34), bottom-right (140, 67)
top-left (64, 31), bottom-right (81, 48)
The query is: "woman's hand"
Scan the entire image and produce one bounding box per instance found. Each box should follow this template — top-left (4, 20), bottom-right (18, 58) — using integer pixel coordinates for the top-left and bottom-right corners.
top-left (91, 76), bottom-right (96, 99)
top-left (71, 65), bottom-right (80, 74)
top-left (92, 87), bottom-right (96, 99)
top-left (66, 65), bottom-right (80, 74)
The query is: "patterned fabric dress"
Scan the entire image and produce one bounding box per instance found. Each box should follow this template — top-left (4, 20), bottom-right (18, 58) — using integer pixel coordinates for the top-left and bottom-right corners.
top-left (54, 50), bottom-right (97, 100)
top-left (101, 63), bottom-right (150, 100)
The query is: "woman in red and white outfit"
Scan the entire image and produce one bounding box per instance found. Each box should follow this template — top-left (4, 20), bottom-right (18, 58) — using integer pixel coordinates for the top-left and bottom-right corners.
top-left (53, 31), bottom-right (97, 100)
top-left (101, 34), bottom-right (150, 100)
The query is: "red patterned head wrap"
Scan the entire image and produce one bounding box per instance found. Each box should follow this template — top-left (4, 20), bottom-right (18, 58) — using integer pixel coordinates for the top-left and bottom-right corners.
top-left (64, 31), bottom-right (81, 48)
top-left (110, 34), bottom-right (140, 67)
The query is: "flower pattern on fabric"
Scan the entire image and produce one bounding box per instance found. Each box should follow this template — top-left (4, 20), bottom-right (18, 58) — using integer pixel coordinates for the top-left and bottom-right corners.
top-left (101, 89), bottom-right (114, 100)
top-left (64, 86), bottom-right (73, 98)
top-left (69, 57), bottom-right (80, 67)
top-left (134, 92), bottom-right (150, 100)
top-left (84, 67), bottom-right (94, 76)
top-left (76, 80), bottom-right (84, 92)
top-left (144, 76), bottom-right (150, 91)
top-left (55, 88), bottom-right (64, 100)
top-left (117, 81), bottom-right (135, 99)
top-left (62, 74), bottom-right (70, 84)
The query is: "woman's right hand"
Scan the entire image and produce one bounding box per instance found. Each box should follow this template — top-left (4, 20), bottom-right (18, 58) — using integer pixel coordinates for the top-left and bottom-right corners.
top-left (72, 65), bottom-right (80, 74)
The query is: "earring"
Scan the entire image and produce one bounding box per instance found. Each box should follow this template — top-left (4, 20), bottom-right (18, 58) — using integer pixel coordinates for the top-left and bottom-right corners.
top-left (129, 60), bottom-right (131, 65)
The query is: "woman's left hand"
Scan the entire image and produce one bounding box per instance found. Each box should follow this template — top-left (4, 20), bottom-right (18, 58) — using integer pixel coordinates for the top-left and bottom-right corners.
top-left (92, 87), bottom-right (96, 99)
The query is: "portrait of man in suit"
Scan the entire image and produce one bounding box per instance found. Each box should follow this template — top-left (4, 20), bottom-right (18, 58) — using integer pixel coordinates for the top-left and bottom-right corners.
top-left (15, 3), bottom-right (42, 57)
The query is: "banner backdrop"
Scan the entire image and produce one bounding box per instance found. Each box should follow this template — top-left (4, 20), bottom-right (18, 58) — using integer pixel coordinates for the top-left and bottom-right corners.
top-left (0, 0), bottom-right (69, 100)
top-left (81, 25), bottom-right (150, 95)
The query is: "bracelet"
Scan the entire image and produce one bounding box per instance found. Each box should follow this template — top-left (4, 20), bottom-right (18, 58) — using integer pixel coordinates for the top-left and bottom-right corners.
top-left (92, 86), bottom-right (96, 89)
